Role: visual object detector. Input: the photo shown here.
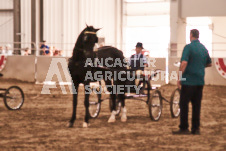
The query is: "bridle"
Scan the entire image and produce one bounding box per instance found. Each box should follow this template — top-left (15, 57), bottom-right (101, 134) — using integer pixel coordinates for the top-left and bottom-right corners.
top-left (84, 31), bottom-right (97, 35)
top-left (74, 30), bottom-right (98, 67)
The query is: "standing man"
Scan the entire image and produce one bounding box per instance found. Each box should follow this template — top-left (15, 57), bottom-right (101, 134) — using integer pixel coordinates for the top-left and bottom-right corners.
top-left (130, 42), bottom-right (147, 71)
top-left (173, 29), bottom-right (212, 135)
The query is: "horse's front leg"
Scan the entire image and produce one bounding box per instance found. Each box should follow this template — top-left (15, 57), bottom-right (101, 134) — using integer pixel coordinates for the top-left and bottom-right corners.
top-left (68, 84), bottom-right (79, 128)
top-left (83, 84), bottom-right (91, 128)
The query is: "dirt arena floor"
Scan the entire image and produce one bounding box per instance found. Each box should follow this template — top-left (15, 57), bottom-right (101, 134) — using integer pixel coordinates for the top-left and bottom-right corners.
top-left (0, 79), bottom-right (225, 151)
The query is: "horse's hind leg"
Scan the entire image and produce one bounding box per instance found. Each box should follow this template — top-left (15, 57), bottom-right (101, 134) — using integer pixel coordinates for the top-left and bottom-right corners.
top-left (105, 80), bottom-right (117, 123)
top-left (118, 94), bottom-right (127, 122)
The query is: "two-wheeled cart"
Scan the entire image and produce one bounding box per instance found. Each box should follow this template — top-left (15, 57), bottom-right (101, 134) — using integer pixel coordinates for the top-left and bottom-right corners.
top-left (88, 69), bottom-right (180, 121)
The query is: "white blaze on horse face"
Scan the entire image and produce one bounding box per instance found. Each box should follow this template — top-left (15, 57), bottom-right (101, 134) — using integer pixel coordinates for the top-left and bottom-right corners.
top-left (41, 58), bottom-right (76, 94)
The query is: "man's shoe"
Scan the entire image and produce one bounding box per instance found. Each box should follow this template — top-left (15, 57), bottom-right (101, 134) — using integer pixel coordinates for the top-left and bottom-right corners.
top-left (172, 129), bottom-right (190, 135)
top-left (191, 129), bottom-right (200, 135)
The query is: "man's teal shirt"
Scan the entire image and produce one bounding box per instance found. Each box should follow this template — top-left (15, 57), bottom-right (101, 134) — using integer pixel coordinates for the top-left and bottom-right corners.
top-left (181, 40), bottom-right (212, 85)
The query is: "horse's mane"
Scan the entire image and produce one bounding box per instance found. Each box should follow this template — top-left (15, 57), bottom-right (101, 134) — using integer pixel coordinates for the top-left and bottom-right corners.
top-left (73, 28), bottom-right (86, 51)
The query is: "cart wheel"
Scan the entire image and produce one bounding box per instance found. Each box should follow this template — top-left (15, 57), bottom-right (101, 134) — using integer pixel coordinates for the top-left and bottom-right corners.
top-left (4, 86), bottom-right (24, 110)
top-left (89, 87), bottom-right (101, 118)
top-left (170, 88), bottom-right (180, 118)
top-left (139, 80), bottom-right (151, 102)
top-left (109, 98), bottom-right (121, 116)
top-left (148, 89), bottom-right (162, 121)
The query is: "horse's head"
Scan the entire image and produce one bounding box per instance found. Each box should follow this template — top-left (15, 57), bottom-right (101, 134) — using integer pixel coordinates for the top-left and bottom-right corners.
top-left (79, 25), bottom-right (100, 49)
top-left (72, 25), bottom-right (100, 60)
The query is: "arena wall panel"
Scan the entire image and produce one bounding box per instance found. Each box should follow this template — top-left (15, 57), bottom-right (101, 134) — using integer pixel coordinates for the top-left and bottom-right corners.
top-left (36, 56), bottom-right (70, 83)
top-left (169, 57), bottom-right (226, 86)
top-left (146, 58), bottom-right (166, 86)
top-left (1, 56), bottom-right (35, 82)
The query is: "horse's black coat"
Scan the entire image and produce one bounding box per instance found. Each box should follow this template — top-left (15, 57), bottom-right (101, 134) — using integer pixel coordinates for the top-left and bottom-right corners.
top-left (68, 25), bottom-right (127, 127)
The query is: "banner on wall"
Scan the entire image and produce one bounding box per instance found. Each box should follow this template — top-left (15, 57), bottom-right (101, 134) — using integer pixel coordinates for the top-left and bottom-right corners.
top-left (0, 55), bottom-right (7, 72)
top-left (214, 58), bottom-right (226, 79)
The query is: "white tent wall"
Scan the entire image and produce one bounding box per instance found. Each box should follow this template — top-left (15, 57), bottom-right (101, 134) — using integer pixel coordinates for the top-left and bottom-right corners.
top-left (212, 17), bottom-right (226, 58)
top-left (20, 0), bottom-right (31, 50)
top-left (123, 1), bottom-right (170, 58)
top-left (43, 0), bottom-right (64, 54)
top-left (181, 0), bottom-right (226, 17)
top-left (0, 0), bottom-right (13, 9)
top-left (0, 0), bottom-right (13, 45)
top-left (42, 0), bottom-right (122, 57)
top-left (125, 1), bottom-right (169, 16)
top-left (171, 0), bottom-right (226, 57)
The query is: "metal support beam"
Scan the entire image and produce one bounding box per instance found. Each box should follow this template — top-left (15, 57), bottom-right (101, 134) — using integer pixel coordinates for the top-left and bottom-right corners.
top-left (13, 0), bottom-right (21, 55)
top-left (0, 9), bottom-right (13, 12)
top-left (31, 0), bottom-right (36, 55)
top-left (40, 0), bottom-right (43, 43)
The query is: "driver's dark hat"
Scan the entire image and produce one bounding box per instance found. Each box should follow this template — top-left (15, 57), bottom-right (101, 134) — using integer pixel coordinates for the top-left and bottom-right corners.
top-left (135, 42), bottom-right (143, 49)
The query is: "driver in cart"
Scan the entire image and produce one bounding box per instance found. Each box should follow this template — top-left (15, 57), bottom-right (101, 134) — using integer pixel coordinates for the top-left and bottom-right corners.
top-left (128, 42), bottom-right (148, 93)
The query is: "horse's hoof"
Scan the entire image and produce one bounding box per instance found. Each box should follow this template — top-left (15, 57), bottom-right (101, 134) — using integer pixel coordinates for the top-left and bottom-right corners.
top-left (83, 122), bottom-right (90, 128)
top-left (67, 122), bottom-right (73, 128)
top-left (108, 119), bottom-right (116, 123)
top-left (121, 116), bottom-right (127, 122)
top-left (121, 108), bottom-right (127, 122)
top-left (108, 118), bottom-right (116, 123)
top-left (108, 111), bottom-right (117, 123)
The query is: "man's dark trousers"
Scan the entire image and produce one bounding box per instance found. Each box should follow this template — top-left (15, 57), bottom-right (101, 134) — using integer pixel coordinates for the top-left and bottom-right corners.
top-left (179, 85), bottom-right (204, 131)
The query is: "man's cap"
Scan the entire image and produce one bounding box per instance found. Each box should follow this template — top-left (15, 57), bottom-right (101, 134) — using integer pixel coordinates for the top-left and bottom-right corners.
top-left (135, 42), bottom-right (143, 49)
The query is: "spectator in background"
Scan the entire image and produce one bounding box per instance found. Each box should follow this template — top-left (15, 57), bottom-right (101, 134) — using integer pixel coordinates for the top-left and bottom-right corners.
top-left (53, 49), bottom-right (59, 56)
top-left (24, 47), bottom-right (31, 56)
top-left (40, 40), bottom-right (49, 55)
top-left (58, 50), bottom-right (63, 57)
top-left (0, 46), bottom-right (3, 54)
top-left (45, 46), bottom-right (51, 56)
top-left (5, 44), bottom-right (13, 56)
top-left (51, 46), bottom-right (57, 56)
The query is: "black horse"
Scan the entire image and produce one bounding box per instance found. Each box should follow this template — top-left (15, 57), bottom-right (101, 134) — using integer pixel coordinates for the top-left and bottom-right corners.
top-left (68, 25), bottom-right (128, 128)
